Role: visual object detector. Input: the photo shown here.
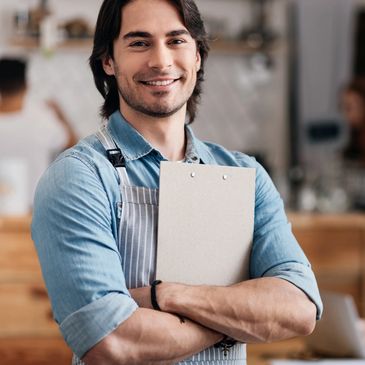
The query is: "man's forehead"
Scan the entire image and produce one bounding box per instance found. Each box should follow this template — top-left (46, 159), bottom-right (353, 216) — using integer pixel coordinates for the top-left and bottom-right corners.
top-left (120, 0), bottom-right (188, 37)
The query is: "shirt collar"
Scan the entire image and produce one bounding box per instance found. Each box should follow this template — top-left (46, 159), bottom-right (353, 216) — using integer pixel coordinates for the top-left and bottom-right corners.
top-left (107, 110), bottom-right (214, 164)
top-left (185, 125), bottom-right (215, 165)
top-left (107, 111), bottom-right (154, 161)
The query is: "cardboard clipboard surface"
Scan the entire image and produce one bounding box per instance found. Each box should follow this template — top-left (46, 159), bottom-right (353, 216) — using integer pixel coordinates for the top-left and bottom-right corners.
top-left (156, 162), bottom-right (255, 286)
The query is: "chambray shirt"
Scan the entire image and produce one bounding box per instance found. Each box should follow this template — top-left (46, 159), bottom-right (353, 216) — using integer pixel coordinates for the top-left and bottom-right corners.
top-left (32, 111), bottom-right (323, 359)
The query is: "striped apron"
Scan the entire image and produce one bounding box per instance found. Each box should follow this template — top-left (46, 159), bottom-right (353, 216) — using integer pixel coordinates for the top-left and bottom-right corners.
top-left (72, 126), bottom-right (246, 365)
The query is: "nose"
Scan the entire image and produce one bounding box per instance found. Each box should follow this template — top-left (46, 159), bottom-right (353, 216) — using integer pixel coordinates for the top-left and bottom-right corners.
top-left (148, 42), bottom-right (173, 71)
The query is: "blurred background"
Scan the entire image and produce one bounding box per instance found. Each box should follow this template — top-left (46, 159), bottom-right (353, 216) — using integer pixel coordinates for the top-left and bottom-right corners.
top-left (0, 0), bottom-right (365, 364)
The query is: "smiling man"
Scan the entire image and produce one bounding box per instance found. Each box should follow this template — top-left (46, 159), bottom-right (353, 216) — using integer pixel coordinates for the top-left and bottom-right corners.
top-left (32, 1), bottom-right (322, 365)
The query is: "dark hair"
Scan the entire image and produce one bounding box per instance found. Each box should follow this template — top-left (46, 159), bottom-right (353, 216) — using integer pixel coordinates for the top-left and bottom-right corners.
top-left (89, 0), bottom-right (209, 123)
top-left (0, 58), bottom-right (27, 95)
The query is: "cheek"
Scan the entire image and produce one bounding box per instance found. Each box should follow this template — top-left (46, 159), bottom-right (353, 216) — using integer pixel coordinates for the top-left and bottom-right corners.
top-left (177, 49), bottom-right (200, 72)
top-left (114, 56), bottom-right (141, 78)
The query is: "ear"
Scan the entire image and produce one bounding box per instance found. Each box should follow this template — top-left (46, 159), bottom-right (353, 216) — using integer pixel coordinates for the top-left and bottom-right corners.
top-left (102, 55), bottom-right (115, 76)
top-left (196, 50), bottom-right (201, 72)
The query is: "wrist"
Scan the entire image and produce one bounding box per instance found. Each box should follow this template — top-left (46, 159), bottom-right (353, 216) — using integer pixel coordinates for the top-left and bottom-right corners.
top-left (151, 280), bottom-right (163, 311)
top-left (158, 282), bottom-right (185, 313)
top-left (151, 281), bottom-right (186, 322)
top-left (150, 280), bottom-right (177, 312)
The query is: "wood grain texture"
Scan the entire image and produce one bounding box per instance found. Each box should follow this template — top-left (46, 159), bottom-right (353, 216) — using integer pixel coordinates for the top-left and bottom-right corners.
top-left (0, 232), bottom-right (43, 283)
top-left (289, 212), bottom-right (365, 316)
top-left (0, 338), bottom-right (72, 365)
top-left (0, 215), bottom-right (31, 232)
top-left (0, 283), bottom-right (59, 337)
top-left (288, 212), bottom-right (365, 229)
top-left (1, 214), bottom-right (365, 363)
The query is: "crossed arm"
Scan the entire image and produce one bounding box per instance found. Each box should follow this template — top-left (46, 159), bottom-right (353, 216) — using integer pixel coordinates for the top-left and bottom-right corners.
top-left (83, 277), bottom-right (316, 365)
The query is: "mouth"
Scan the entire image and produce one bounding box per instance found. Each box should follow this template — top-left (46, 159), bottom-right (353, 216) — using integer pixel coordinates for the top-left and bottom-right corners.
top-left (139, 78), bottom-right (181, 88)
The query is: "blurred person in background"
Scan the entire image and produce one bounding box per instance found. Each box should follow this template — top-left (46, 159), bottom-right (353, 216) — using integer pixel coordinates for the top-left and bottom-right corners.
top-left (339, 77), bottom-right (365, 210)
top-left (341, 77), bottom-right (365, 165)
top-left (0, 57), bottom-right (77, 211)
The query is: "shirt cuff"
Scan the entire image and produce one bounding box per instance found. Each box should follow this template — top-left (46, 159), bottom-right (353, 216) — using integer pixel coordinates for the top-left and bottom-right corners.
top-left (60, 292), bottom-right (138, 358)
top-left (263, 262), bottom-right (323, 320)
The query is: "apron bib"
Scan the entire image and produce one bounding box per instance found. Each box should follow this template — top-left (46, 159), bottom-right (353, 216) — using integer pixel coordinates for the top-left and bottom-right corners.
top-left (72, 127), bottom-right (246, 365)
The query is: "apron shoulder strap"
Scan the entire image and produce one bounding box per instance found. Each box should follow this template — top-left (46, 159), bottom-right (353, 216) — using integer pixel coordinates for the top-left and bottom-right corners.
top-left (96, 128), bottom-right (125, 168)
top-left (96, 127), bottom-right (131, 186)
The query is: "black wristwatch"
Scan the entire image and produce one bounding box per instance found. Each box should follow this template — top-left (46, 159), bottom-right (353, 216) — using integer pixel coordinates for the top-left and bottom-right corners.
top-left (150, 280), bottom-right (185, 323)
top-left (214, 336), bottom-right (237, 357)
top-left (151, 280), bottom-right (163, 311)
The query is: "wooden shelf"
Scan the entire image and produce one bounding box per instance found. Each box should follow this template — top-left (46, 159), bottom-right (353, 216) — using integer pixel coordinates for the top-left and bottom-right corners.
top-left (9, 36), bottom-right (283, 54)
top-left (9, 36), bottom-right (93, 50)
top-left (209, 38), bottom-right (284, 54)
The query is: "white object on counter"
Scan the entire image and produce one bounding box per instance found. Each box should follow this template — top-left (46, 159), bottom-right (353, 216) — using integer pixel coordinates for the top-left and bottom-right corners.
top-left (0, 158), bottom-right (29, 216)
top-left (40, 15), bottom-right (58, 53)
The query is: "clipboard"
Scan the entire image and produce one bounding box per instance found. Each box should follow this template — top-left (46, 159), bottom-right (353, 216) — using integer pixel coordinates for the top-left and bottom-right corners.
top-left (156, 161), bottom-right (255, 286)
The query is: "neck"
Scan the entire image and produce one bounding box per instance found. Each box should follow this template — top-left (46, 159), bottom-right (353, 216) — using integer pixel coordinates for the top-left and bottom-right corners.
top-left (120, 103), bottom-right (187, 161)
top-left (0, 92), bottom-right (25, 113)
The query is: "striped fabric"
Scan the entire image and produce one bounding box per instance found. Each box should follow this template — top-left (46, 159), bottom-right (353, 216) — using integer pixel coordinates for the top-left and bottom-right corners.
top-left (120, 185), bottom-right (159, 289)
top-left (71, 127), bottom-right (246, 365)
top-left (72, 354), bottom-right (246, 365)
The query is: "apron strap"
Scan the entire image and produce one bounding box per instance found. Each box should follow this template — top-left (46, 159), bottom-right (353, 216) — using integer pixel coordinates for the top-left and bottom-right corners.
top-left (96, 127), bottom-right (131, 187)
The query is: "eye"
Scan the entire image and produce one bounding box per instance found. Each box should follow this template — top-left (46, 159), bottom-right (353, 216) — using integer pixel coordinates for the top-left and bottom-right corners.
top-left (168, 38), bottom-right (186, 46)
top-left (129, 40), bottom-right (150, 48)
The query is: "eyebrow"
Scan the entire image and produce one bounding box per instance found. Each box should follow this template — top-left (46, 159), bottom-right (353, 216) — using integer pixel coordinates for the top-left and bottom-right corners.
top-left (122, 29), bottom-right (190, 40)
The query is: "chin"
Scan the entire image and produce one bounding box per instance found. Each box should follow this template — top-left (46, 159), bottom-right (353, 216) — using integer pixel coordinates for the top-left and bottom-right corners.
top-left (143, 108), bottom-right (181, 119)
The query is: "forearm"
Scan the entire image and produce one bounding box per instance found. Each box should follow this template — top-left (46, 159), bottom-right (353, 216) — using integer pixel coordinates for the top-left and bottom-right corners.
top-left (158, 277), bottom-right (316, 343)
top-left (46, 99), bottom-right (78, 148)
top-left (82, 307), bottom-right (223, 365)
top-left (56, 114), bottom-right (78, 148)
top-left (61, 121), bottom-right (78, 149)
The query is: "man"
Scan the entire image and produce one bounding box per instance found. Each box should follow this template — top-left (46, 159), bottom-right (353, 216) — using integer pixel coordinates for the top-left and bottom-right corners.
top-left (0, 57), bottom-right (77, 211)
top-left (32, 1), bottom-right (322, 364)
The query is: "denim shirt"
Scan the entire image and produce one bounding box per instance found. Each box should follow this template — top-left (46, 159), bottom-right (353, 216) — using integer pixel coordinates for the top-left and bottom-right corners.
top-left (32, 111), bottom-right (323, 358)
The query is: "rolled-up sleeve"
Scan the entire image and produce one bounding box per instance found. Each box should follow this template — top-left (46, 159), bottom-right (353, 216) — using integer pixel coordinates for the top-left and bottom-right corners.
top-left (250, 161), bottom-right (323, 319)
top-left (31, 154), bottom-right (138, 358)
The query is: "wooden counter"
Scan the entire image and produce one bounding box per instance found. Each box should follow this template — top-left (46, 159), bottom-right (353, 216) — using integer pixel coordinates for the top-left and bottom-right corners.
top-left (288, 212), bottom-right (365, 229)
top-left (0, 215), bottom-right (32, 231)
top-left (288, 212), bottom-right (365, 316)
top-left (1, 213), bottom-right (365, 364)
top-left (0, 215), bottom-right (72, 365)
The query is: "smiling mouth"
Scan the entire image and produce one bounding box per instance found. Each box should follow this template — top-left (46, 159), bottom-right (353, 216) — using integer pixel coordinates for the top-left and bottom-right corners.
top-left (140, 78), bottom-right (180, 86)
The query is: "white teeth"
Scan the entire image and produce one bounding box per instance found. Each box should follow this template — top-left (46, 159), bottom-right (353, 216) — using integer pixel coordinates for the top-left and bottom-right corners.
top-left (145, 80), bottom-right (175, 86)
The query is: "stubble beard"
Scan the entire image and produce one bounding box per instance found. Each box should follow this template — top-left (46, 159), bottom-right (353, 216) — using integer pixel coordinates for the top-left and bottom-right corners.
top-left (117, 74), bottom-right (194, 119)
top-left (119, 86), bottom-right (187, 118)
top-left (118, 85), bottom-right (191, 118)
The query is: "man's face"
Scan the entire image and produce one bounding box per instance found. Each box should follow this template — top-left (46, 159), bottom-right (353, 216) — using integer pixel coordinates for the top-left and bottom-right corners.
top-left (103, 0), bottom-right (201, 119)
